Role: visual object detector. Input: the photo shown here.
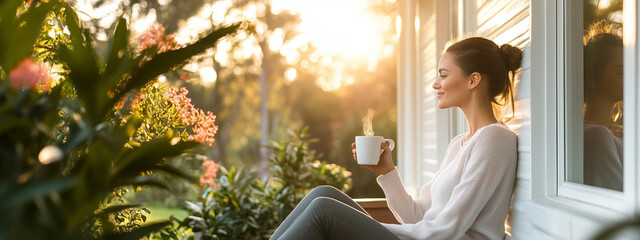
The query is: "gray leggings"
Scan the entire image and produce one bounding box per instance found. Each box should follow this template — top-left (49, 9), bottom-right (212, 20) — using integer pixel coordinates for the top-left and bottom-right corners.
top-left (270, 185), bottom-right (400, 240)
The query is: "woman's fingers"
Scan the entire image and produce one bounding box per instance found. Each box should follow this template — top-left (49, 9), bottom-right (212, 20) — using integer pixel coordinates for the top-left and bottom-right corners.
top-left (381, 142), bottom-right (390, 151)
top-left (351, 143), bottom-right (357, 161)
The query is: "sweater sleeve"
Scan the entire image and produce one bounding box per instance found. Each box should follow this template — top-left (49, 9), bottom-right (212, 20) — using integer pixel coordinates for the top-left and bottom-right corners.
top-left (377, 168), bottom-right (433, 224)
top-left (381, 129), bottom-right (517, 240)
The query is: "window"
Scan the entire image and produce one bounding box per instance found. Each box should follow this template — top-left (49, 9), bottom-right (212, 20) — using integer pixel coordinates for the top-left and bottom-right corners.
top-left (559, 0), bottom-right (626, 201)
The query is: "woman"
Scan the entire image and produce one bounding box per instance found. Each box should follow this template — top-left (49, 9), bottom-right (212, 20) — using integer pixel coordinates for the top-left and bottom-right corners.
top-left (270, 37), bottom-right (521, 240)
top-left (582, 20), bottom-right (624, 191)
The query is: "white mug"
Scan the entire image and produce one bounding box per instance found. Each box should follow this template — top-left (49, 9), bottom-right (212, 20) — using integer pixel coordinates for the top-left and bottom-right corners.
top-left (355, 136), bottom-right (395, 165)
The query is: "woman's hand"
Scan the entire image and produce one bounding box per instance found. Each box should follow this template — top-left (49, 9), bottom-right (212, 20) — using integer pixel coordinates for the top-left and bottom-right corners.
top-left (352, 142), bottom-right (395, 175)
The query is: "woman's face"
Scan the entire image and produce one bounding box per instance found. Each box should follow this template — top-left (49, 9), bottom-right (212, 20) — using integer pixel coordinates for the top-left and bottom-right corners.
top-left (601, 47), bottom-right (624, 101)
top-left (432, 52), bottom-right (472, 109)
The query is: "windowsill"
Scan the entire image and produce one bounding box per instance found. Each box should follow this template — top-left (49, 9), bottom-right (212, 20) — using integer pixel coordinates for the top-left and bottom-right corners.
top-left (354, 198), bottom-right (400, 224)
top-left (523, 197), bottom-right (631, 239)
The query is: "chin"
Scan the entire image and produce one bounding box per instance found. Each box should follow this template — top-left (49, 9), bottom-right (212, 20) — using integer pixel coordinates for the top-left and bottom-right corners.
top-left (437, 102), bottom-right (451, 109)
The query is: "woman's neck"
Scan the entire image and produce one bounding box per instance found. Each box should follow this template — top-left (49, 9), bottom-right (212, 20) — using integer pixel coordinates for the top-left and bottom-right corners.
top-left (460, 100), bottom-right (498, 141)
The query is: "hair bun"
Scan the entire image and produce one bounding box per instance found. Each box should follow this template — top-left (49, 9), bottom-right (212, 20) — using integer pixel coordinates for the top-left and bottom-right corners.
top-left (499, 44), bottom-right (523, 72)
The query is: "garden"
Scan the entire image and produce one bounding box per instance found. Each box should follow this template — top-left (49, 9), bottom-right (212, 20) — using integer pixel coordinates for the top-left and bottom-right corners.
top-left (0, 0), bottom-right (397, 239)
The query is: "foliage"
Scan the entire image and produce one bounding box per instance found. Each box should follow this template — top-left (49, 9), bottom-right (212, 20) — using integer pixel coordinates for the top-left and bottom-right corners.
top-left (0, 0), bottom-right (244, 239)
top-left (183, 167), bottom-right (278, 240)
top-left (593, 218), bottom-right (640, 239)
top-left (115, 83), bottom-right (219, 146)
top-left (105, 188), bottom-right (152, 234)
top-left (268, 127), bottom-right (352, 222)
top-left (148, 217), bottom-right (196, 240)
top-left (179, 127), bottom-right (352, 240)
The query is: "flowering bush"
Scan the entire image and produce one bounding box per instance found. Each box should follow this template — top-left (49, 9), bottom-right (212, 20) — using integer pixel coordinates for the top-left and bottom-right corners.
top-left (0, 1), bottom-right (244, 239)
top-left (161, 87), bottom-right (218, 146)
top-left (138, 23), bottom-right (180, 54)
top-left (116, 83), bottom-right (219, 147)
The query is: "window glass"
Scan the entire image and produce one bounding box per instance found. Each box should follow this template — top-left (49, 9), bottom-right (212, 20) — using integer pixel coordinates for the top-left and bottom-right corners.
top-left (565, 0), bottom-right (624, 191)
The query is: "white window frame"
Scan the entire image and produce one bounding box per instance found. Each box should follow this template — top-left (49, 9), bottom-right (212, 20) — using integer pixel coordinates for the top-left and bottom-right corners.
top-left (526, 0), bottom-right (638, 238)
top-left (555, 0), bottom-right (629, 210)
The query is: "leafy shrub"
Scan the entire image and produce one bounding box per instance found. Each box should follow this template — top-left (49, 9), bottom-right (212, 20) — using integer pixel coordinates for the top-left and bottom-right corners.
top-left (0, 1), bottom-right (245, 239)
top-left (182, 167), bottom-right (277, 239)
top-left (268, 127), bottom-right (352, 223)
top-left (180, 127), bottom-right (352, 240)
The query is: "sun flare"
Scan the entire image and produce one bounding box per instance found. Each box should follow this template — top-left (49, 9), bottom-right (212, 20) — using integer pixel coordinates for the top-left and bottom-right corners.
top-left (272, 0), bottom-right (396, 90)
top-left (72, 0), bottom-right (396, 90)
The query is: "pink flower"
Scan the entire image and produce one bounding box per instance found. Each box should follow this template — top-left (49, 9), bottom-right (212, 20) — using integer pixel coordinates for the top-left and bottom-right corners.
top-left (200, 160), bottom-right (219, 188)
top-left (114, 91), bottom-right (142, 111)
top-left (193, 110), bottom-right (218, 146)
top-left (138, 23), bottom-right (180, 54)
top-left (9, 58), bottom-right (51, 91)
top-left (162, 87), bottom-right (218, 146)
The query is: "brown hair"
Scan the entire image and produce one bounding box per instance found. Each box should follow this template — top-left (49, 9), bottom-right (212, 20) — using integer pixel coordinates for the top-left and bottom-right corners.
top-left (583, 20), bottom-right (622, 103)
top-left (445, 37), bottom-right (523, 122)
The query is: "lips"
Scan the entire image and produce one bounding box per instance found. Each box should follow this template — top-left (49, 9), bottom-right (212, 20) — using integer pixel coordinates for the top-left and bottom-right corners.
top-left (437, 92), bottom-right (445, 98)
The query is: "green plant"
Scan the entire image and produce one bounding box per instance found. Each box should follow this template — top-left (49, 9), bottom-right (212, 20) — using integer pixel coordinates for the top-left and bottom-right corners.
top-left (183, 166), bottom-right (278, 240)
top-left (592, 218), bottom-right (640, 240)
top-left (179, 127), bottom-right (352, 240)
top-left (268, 127), bottom-right (352, 222)
top-left (0, 0), bottom-right (245, 239)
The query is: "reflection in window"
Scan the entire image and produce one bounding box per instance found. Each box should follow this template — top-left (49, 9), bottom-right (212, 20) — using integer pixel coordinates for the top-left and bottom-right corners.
top-left (580, 1), bottom-right (624, 191)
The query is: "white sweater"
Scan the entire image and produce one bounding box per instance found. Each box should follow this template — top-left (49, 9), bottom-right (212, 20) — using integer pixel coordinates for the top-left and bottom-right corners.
top-left (377, 122), bottom-right (517, 240)
top-left (583, 123), bottom-right (623, 191)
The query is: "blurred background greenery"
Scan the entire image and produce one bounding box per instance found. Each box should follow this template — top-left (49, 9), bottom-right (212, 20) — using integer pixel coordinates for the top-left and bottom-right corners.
top-left (1, 0), bottom-right (398, 238)
top-left (76, 0), bottom-right (400, 201)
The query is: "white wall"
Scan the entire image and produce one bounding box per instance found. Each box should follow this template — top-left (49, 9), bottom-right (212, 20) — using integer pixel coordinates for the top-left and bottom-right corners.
top-left (398, 0), bottom-right (640, 239)
top-left (399, 1), bottom-right (640, 239)
top-left (397, 0), bottom-right (539, 237)
top-left (455, 1), bottom-right (534, 238)
top-left (397, 0), bottom-right (464, 196)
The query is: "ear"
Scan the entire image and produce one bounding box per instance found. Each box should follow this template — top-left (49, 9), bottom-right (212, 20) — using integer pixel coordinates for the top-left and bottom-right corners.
top-left (467, 72), bottom-right (482, 90)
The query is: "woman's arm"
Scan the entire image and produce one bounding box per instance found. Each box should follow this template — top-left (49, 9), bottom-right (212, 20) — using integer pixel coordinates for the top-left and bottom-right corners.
top-left (377, 167), bottom-right (433, 224)
top-left (353, 142), bottom-right (432, 224)
top-left (382, 129), bottom-right (517, 239)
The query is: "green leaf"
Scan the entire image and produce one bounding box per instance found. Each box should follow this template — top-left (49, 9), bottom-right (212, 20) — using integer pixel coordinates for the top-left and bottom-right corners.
top-left (0, 0), bottom-right (21, 28)
top-left (58, 4), bottom-right (103, 123)
top-left (10, 1), bottom-right (58, 69)
top-left (0, 119), bottom-right (32, 135)
top-left (592, 220), bottom-right (640, 240)
top-left (151, 164), bottom-right (197, 182)
top-left (115, 23), bottom-right (243, 101)
top-left (103, 220), bottom-right (171, 240)
top-left (184, 201), bottom-right (202, 213)
top-left (105, 17), bottom-right (130, 76)
top-left (0, 177), bottom-right (77, 209)
top-left (95, 204), bottom-right (142, 219)
top-left (111, 175), bottom-right (170, 190)
top-left (112, 134), bottom-right (198, 179)
top-left (0, 1), bottom-right (17, 67)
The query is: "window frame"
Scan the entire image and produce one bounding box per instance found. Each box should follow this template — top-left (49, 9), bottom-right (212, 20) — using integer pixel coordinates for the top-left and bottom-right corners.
top-left (555, 0), bottom-right (628, 210)
top-left (524, 0), bottom-right (637, 237)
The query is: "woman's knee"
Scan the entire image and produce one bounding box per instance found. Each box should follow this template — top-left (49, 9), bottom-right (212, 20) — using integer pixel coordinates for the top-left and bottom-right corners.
top-left (308, 185), bottom-right (342, 198)
top-left (307, 197), bottom-right (340, 213)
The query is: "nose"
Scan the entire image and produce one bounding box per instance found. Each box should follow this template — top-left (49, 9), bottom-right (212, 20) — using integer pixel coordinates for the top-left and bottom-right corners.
top-left (432, 78), bottom-right (440, 90)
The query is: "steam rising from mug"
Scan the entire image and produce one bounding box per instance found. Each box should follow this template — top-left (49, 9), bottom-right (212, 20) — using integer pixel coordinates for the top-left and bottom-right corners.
top-left (362, 109), bottom-right (375, 136)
